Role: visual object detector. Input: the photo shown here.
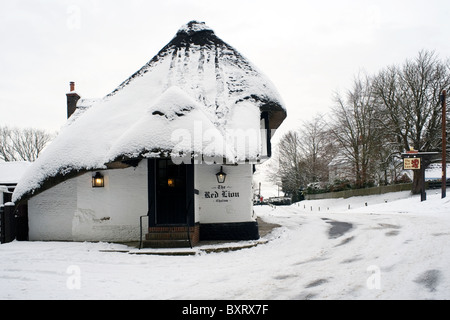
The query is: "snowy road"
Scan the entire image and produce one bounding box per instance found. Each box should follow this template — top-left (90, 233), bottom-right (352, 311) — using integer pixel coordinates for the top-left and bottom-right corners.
top-left (1, 191), bottom-right (449, 300)
top-left (258, 205), bottom-right (450, 299)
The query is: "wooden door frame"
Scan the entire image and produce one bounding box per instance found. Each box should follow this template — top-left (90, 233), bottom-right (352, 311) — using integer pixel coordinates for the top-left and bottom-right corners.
top-left (147, 159), bottom-right (194, 227)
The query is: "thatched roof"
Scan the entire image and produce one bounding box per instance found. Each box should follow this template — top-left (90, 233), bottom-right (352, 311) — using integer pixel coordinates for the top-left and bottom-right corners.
top-left (13, 21), bottom-right (286, 202)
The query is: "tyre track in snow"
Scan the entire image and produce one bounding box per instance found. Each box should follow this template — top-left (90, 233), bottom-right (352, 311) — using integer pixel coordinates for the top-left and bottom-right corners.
top-left (255, 205), bottom-right (450, 299)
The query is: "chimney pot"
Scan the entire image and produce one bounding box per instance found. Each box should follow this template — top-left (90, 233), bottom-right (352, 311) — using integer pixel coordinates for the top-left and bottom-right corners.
top-left (66, 82), bottom-right (80, 119)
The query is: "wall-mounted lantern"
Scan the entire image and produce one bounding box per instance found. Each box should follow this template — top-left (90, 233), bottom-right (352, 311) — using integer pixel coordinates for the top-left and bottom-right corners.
top-left (168, 178), bottom-right (175, 188)
top-left (216, 166), bottom-right (227, 184)
top-left (92, 172), bottom-right (104, 188)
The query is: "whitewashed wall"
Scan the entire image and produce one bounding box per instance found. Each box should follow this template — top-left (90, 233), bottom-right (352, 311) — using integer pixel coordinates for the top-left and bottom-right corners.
top-left (28, 160), bottom-right (148, 242)
top-left (195, 164), bottom-right (254, 224)
top-left (28, 161), bottom-right (254, 241)
top-left (73, 161), bottom-right (148, 241)
top-left (28, 178), bottom-right (77, 241)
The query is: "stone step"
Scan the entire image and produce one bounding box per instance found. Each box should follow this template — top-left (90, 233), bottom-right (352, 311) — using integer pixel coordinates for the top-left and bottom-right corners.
top-left (148, 226), bottom-right (196, 233)
top-left (141, 239), bottom-right (192, 249)
top-left (144, 225), bottom-right (200, 248)
top-left (145, 231), bottom-right (191, 240)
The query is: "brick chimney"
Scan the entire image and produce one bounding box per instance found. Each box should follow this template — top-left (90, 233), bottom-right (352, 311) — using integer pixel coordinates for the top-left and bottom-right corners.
top-left (66, 81), bottom-right (80, 118)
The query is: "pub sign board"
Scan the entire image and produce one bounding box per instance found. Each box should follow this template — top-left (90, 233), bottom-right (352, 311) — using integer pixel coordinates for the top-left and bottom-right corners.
top-left (404, 157), bottom-right (421, 170)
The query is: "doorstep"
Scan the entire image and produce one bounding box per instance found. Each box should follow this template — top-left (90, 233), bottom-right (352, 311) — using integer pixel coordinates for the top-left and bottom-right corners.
top-left (99, 239), bottom-right (269, 256)
top-left (99, 217), bottom-right (278, 256)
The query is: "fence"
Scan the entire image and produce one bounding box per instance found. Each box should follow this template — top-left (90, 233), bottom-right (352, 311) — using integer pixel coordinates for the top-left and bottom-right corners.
top-left (427, 179), bottom-right (450, 189)
top-left (305, 183), bottom-right (413, 201)
top-left (0, 205), bottom-right (4, 244)
top-left (0, 202), bottom-right (15, 244)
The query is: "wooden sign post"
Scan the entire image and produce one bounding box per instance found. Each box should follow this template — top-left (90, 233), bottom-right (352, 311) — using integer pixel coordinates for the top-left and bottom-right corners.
top-left (441, 90), bottom-right (447, 199)
top-left (402, 150), bottom-right (439, 202)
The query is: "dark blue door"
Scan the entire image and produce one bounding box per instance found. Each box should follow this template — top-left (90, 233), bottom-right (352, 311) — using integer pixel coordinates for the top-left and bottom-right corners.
top-left (148, 159), bottom-right (194, 226)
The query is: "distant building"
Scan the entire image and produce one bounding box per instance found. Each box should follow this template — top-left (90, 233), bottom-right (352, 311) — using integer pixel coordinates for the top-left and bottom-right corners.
top-left (0, 161), bottom-right (31, 204)
top-left (328, 155), bottom-right (353, 183)
top-left (425, 163), bottom-right (450, 181)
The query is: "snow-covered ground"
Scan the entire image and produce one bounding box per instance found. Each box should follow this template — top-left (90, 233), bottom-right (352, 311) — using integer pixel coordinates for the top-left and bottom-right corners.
top-left (1, 189), bottom-right (449, 300)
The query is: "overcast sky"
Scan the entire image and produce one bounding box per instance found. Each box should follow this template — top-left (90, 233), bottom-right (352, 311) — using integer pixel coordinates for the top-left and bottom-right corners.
top-left (1, 0), bottom-right (450, 135)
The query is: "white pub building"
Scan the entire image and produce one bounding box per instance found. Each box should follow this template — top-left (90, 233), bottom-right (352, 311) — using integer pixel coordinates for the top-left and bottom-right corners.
top-left (12, 21), bottom-right (287, 247)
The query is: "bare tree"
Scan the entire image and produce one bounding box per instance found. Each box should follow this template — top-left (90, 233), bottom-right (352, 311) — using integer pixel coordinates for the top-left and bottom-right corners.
top-left (269, 50), bottom-right (449, 196)
top-left (0, 126), bottom-right (16, 161)
top-left (299, 114), bottom-right (335, 184)
top-left (0, 126), bottom-right (54, 162)
top-left (269, 114), bottom-right (336, 200)
top-left (372, 50), bottom-right (450, 193)
top-left (330, 74), bottom-right (380, 188)
top-left (277, 130), bottom-right (305, 196)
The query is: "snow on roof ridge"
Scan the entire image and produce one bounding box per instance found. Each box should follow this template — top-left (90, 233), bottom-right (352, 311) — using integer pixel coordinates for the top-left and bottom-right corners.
top-left (177, 20), bottom-right (212, 36)
top-left (77, 98), bottom-right (101, 109)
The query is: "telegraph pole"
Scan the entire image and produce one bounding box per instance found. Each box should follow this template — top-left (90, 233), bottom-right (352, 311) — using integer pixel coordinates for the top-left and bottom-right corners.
top-left (442, 90), bottom-right (447, 198)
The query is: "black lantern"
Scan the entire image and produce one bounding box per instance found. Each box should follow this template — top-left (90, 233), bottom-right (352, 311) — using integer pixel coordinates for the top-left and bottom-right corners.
top-left (92, 172), bottom-right (104, 188)
top-left (216, 166), bottom-right (227, 183)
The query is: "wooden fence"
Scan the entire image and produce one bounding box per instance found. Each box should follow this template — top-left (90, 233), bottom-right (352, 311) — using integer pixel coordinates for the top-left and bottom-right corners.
top-left (305, 183), bottom-right (413, 200)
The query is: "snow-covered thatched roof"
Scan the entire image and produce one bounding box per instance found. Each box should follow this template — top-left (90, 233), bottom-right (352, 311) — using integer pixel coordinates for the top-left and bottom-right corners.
top-left (13, 21), bottom-right (286, 202)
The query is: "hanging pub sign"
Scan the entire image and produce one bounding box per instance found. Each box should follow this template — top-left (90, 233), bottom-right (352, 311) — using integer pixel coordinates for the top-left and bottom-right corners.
top-left (403, 157), bottom-right (421, 170)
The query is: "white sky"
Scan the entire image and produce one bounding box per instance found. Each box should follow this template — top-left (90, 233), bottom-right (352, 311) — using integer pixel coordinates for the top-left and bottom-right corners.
top-left (1, 0), bottom-right (450, 135)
